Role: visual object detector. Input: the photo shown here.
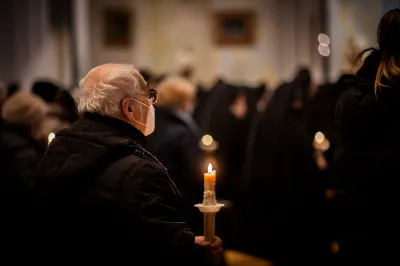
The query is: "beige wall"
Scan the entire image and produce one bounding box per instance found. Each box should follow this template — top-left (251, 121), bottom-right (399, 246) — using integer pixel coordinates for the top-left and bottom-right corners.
top-left (0, 0), bottom-right (388, 88)
top-left (0, 0), bottom-right (73, 89)
top-left (89, 0), bottom-right (323, 88)
top-left (328, 0), bottom-right (383, 81)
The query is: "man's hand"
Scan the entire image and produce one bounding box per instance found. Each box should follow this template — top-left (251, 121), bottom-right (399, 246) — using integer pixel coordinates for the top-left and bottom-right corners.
top-left (195, 236), bottom-right (223, 265)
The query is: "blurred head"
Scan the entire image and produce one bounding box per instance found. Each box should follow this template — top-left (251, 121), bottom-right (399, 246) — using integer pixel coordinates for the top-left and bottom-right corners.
top-left (374, 9), bottom-right (400, 91)
top-left (77, 64), bottom-right (155, 135)
top-left (1, 91), bottom-right (49, 138)
top-left (156, 76), bottom-right (196, 113)
top-left (32, 80), bottom-right (62, 103)
top-left (293, 68), bottom-right (311, 90)
top-left (292, 68), bottom-right (314, 103)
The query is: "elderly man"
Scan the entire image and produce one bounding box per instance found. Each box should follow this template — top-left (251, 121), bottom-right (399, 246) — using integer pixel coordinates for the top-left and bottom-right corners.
top-left (36, 64), bottom-right (222, 264)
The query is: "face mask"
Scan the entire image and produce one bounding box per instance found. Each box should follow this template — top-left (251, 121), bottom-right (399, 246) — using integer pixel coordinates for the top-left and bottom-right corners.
top-left (145, 105), bottom-right (155, 136)
top-left (129, 99), bottom-right (155, 136)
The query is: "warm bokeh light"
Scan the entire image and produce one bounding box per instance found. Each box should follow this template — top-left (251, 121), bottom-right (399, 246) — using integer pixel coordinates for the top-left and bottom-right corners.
top-left (318, 33), bottom-right (331, 46)
top-left (48, 132), bottom-right (55, 145)
top-left (315, 131), bottom-right (325, 144)
top-left (208, 163), bottom-right (213, 173)
top-left (325, 188), bottom-right (337, 200)
top-left (330, 241), bottom-right (340, 254)
top-left (318, 44), bottom-right (330, 57)
top-left (202, 134), bottom-right (214, 146)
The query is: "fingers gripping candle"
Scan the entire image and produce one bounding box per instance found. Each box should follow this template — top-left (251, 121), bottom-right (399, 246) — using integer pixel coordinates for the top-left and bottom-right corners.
top-left (195, 163), bottom-right (224, 242)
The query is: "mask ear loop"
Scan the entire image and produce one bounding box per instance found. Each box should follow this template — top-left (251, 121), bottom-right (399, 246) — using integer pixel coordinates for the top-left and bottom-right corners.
top-left (128, 98), bottom-right (150, 127)
top-left (130, 98), bottom-right (151, 108)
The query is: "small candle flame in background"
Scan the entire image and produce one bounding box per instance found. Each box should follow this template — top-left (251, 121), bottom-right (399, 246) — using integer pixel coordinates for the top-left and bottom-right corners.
top-left (314, 131), bottom-right (325, 144)
top-left (202, 135), bottom-right (214, 146)
top-left (48, 132), bottom-right (55, 145)
top-left (208, 163), bottom-right (213, 173)
top-left (313, 131), bottom-right (330, 170)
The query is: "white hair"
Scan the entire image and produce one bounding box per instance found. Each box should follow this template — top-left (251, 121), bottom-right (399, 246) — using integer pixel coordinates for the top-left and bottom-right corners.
top-left (76, 64), bottom-right (146, 116)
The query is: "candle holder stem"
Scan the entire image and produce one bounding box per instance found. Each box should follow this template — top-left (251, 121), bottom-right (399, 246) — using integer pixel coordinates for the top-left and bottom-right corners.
top-left (204, 212), bottom-right (215, 242)
top-left (194, 204), bottom-right (224, 243)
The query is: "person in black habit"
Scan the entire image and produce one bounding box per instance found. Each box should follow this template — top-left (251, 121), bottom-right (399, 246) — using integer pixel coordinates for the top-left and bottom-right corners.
top-left (242, 68), bottom-right (324, 266)
top-left (199, 80), bottom-right (266, 203)
top-left (305, 73), bottom-right (357, 264)
top-left (307, 74), bottom-right (354, 165)
top-left (196, 79), bottom-right (266, 249)
top-left (192, 83), bottom-right (211, 126)
top-left (240, 77), bottom-right (294, 259)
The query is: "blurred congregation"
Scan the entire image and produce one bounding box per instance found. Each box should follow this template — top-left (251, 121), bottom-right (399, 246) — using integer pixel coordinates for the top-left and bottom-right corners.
top-left (1, 0), bottom-right (400, 265)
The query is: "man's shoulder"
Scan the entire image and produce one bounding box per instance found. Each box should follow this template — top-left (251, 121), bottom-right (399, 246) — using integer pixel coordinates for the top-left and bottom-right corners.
top-left (98, 150), bottom-right (176, 192)
top-left (105, 152), bottom-right (166, 177)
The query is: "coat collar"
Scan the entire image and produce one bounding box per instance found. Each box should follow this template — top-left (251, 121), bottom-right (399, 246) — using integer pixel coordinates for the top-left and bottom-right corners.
top-left (81, 112), bottom-right (147, 147)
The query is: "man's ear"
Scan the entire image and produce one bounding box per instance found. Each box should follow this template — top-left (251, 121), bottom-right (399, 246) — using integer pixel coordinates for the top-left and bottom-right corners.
top-left (122, 98), bottom-right (134, 119)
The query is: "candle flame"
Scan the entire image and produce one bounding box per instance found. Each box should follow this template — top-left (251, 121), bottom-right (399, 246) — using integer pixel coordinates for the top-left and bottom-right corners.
top-left (208, 163), bottom-right (213, 173)
top-left (48, 132), bottom-right (55, 145)
top-left (202, 134), bottom-right (214, 146)
top-left (315, 131), bottom-right (325, 144)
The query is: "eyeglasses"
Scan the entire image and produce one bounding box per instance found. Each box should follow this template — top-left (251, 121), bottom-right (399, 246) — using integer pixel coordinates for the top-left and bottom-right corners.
top-left (148, 88), bottom-right (158, 104)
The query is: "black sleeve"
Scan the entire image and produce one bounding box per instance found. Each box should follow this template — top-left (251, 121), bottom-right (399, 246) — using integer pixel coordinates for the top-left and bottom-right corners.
top-left (120, 161), bottom-right (211, 265)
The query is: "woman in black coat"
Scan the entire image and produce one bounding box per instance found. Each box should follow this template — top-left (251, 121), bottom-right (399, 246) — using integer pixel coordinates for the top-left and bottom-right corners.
top-left (146, 76), bottom-right (204, 235)
top-left (332, 9), bottom-right (400, 265)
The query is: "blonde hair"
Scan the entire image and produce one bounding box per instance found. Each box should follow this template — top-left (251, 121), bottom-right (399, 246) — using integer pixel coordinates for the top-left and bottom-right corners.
top-left (2, 91), bottom-right (48, 127)
top-left (156, 76), bottom-right (196, 109)
top-left (374, 9), bottom-right (400, 93)
top-left (77, 64), bottom-right (147, 116)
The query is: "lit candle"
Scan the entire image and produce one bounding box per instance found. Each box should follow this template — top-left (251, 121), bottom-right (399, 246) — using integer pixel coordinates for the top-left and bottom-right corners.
top-left (195, 163), bottom-right (224, 243)
top-left (203, 163), bottom-right (217, 206)
top-left (204, 163), bottom-right (216, 189)
top-left (48, 132), bottom-right (55, 145)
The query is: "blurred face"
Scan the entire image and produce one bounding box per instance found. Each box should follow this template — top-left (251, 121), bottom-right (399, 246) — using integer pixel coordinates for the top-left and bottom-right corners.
top-left (184, 96), bottom-right (196, 114)
top-left (230, 93), bottom-right (248, 120)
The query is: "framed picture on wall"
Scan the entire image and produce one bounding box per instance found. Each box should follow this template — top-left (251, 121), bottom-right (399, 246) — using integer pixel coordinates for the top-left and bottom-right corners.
top-left (214, 11), bottom-right (256, 46)
top-left (103, 8), bottom-right (132, 47)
